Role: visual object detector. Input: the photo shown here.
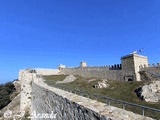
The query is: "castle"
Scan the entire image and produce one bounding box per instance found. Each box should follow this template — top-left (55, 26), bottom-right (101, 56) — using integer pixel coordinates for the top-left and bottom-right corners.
top-left (58, 53), bottom-right (160, 81)
top-left (18, 53), bottom-right (159, 119)
top-left (18, 68), bottom-right (153, 120)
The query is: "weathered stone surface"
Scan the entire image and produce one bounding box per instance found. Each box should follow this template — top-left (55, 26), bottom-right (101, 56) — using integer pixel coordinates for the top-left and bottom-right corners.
top-left (88, 78), bottom-right (97, 83)
top-left (35, 68), bottom-right (60, 75)
top-left (56, 75), bottom-right (76, 84)
top-left (93, 80), bottom-right (109, 89)
top-left (19, 68), bottom-right (60, 112)
top-left (135, 81), bottom-right (160, 102)
top-left (19, 68), bottom-right (154, 120)
top-left (13, 80), bottom-right (21, 91)
top-left (31, 75), bottom-right (153, 120)
top-left (61, 54), bottom-right (149, 81)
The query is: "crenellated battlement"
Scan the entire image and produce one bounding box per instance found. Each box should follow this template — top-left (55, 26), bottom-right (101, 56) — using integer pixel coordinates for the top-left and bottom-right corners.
top-left (58, 53), bottom-right (160, 81)
top-left (109, 64), bottom-right (122, 70)
top-left (139, 63), bottom-right (160, 69)
top-left (59, 64), bottom-right (122, 70)
top-left (148, 63), bottom-right (160, 67)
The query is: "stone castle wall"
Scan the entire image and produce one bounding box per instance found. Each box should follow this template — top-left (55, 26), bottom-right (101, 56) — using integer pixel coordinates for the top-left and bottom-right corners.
top-left (19, 68), bottom-right (60, 113)
top-left (35, 68), bottom-right (60, 75)
top-left (141, 67), bottom-right (160, 72)
top-left (60, 67), bottom-right (123, 81)
top-left (19, 69), bottom-right (35, 112)
top-left (31, 72), bottom-right (153, 120)
top-left (60, 54), bottom-right (154, 81)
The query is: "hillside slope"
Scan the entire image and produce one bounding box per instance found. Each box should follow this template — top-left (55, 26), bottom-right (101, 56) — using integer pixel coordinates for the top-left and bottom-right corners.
top-left (0, 80), bottom-right (21, 120)
top-left (44, 75), bottom-right (160, 119)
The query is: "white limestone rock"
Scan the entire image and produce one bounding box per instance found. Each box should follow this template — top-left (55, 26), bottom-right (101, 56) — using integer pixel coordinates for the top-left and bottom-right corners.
top-left (56, 75), bottom-right (76, 84)
top-left (88, 78), bottom-right (97, 83)
top-left (93, 79), bottom-right (109, 89)
top-left (135, 81), bottom-right (160, 102)
top-left (13, 80), bottom-right (21, 92)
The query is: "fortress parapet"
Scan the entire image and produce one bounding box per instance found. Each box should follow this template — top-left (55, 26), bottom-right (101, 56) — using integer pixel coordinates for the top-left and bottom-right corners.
top-left (63, 64), bottom-right (122, 70)
top-left (59, 53), bottom-right (160, 81)
top-left (60, 62), bottom-right (123, 81)
top-left (147, 63), bottom-right (160, 68)
top-left (109, 64), bottom-right (122, 70)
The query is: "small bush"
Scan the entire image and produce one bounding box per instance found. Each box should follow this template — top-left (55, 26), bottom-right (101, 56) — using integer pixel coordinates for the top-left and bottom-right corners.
top-left (0, 82), bottom-right (15, 109)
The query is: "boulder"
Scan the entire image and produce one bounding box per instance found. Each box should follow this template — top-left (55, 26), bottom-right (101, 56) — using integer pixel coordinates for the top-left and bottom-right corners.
top-left (135, 81), bottom-right (160, 102)
top-left (93, 80), bottom-right (109, 89)
top-left (56, 75), bottom-right (76, 84)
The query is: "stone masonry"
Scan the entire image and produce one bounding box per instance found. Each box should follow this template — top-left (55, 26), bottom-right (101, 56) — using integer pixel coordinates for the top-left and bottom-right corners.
top-left (32, 72), bottom-right (153, 120)
top-left (60, 53), bottom-right (149, 81)
top-left (19, 68), bottom-right (60, 113)
top-left (19, 69), bottom-right (154, 120)
top-left (121, 53), bottom-right (148, 81)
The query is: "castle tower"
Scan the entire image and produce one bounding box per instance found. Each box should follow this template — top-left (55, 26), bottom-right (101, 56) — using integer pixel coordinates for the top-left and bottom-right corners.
top-left (80, 61), bottom-right (87, 67)
top-left (121, 53), bottom-right (148, 81)
top-left (57, 64), bottom-right (66, 70)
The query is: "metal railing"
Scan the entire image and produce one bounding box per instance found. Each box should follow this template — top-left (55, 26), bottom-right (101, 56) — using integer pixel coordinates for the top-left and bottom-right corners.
top-left (51, 84), bottom-right (160, 119)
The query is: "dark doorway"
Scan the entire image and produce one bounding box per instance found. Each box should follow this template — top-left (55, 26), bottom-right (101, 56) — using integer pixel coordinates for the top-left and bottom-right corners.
top-left (128, 78), bottom-right (133, 81)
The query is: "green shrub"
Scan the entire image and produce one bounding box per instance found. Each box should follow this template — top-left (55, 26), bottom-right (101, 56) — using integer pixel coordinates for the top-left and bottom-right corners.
top-left (0, 82), bottom-right (15, 109)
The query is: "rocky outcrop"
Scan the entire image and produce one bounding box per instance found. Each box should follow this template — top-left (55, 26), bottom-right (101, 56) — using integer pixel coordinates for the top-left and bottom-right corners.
top-left (135, 81), bottom-right (160, 102)
top-left (56, 75), bottom-right (76, 84)
top-left (13, 80), bottom-right (21, 92)
top-left (93, 79), bottom-right (109, 89)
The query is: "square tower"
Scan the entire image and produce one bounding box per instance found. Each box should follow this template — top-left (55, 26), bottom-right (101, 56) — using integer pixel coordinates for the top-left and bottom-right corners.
top-left (121, 53), bottom-right (148, 81)
top-left (80, 61), bottom-right (87, 67)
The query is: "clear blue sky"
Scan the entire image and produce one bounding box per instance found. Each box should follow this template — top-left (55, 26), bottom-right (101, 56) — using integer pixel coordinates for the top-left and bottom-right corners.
top-left (0, 0), bottom-right (160, 83)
